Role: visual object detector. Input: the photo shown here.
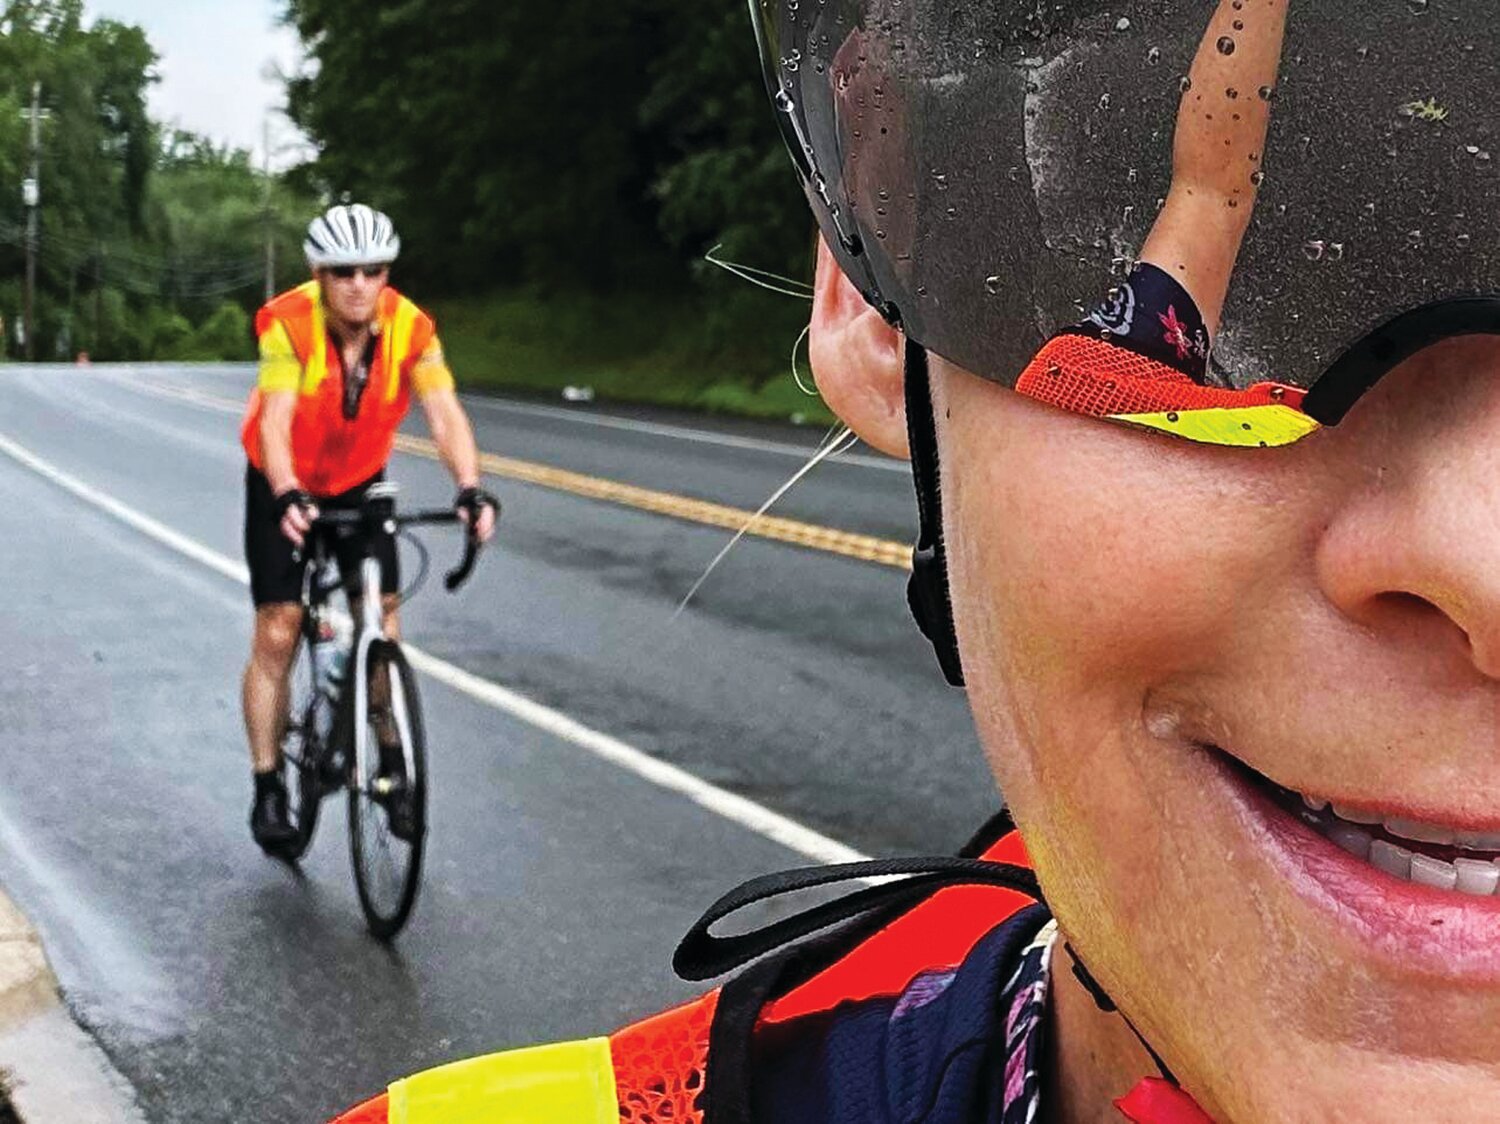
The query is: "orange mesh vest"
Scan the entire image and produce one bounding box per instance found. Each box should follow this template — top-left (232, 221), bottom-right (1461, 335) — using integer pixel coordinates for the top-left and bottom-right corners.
top-left (326, 827), bottom-right (1075, 1124)
top-left (240, 282), bottom-right (438, 497)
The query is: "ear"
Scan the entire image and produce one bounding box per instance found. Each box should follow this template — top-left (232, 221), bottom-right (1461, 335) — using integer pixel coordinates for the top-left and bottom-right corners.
top-left (808, 236), bottom-right (910, 459)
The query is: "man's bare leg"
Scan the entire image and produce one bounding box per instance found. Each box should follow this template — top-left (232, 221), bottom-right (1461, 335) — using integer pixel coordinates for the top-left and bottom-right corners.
top-left (244, 603), bottom-right (304, 849)
top-left (243, 603), bottom-right (304, 772)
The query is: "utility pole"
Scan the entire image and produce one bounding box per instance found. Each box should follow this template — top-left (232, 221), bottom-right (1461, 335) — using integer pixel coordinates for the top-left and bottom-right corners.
top-left (262, 117), bottom-right (276, 302)
top-left (20, 82), bottom-right (50, 362)
top-left (94, 241), bottom-right (104, 356)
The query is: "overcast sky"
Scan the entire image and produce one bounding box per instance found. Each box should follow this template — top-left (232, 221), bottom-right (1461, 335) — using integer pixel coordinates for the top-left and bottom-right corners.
top-left (84, 0), bottom-right (310, 166)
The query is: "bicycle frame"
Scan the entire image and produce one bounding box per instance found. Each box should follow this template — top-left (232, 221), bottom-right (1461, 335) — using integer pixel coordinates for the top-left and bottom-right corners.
top-left (349, 552), bottom-right (419, 804)
top-left (300, 481), bottom-right (485, 793)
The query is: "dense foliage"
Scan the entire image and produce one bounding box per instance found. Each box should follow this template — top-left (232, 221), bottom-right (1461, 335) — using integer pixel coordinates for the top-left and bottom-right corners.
top-left (282, 0), bottom-right (813, 374)
top-left (0, 0), bottom-right (313, 361)
top-left (0, 0), bottom-right (819, 389)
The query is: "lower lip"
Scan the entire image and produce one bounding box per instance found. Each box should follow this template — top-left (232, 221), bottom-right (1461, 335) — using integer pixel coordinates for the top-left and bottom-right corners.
top-left (1213, 750), bottom-right (1500, 981)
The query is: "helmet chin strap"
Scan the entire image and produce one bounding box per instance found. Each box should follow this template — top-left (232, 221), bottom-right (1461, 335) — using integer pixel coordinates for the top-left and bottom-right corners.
top-left (902, 337), bottom-right (966, 687)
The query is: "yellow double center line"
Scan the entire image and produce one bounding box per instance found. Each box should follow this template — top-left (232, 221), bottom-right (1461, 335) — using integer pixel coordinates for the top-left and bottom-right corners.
top-left (126, 378), bottom-right (913, 571)
top-left (393, 434), bottom-right (912, 569)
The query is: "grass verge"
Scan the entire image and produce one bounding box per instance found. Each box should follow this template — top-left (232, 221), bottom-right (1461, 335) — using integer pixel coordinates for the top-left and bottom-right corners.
top-left (430, 286), bottom-right (835, 427)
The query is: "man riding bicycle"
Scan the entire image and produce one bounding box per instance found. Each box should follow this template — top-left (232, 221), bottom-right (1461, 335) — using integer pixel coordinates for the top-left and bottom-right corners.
top-left (240, 203), bottom-right (497, 852)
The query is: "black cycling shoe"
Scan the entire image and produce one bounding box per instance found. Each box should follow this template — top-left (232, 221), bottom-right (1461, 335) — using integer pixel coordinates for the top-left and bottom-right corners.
top-left (375, 743), bottom-right (418, 843)
top-left (251, 783), bottom-right (299, 854)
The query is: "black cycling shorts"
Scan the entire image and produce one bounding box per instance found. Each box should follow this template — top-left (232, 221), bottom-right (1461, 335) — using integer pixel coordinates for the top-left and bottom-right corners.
top-left (243, 465), bottom-right (400, 607)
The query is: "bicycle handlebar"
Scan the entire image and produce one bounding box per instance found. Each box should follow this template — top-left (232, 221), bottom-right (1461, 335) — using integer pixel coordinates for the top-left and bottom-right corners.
top-left (311, 505), bottom-right (489, 594)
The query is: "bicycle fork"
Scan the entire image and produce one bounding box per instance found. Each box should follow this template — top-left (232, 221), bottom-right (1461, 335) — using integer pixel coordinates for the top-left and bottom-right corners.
top-left (350, 556), bottom-right (418, 798)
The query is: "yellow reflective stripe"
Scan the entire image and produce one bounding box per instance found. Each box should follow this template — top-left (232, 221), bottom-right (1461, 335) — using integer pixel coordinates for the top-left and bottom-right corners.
top-left (1109, 404), bottom-right (1320, 447)
top-left (302, 281), bottom-right (329, 395)
top-left (385, 297), bottom-right (421, 402)
top-left (388, 1038), bottom-right (617, 1124)
top-left (256, 322), bottom-right (300, 394)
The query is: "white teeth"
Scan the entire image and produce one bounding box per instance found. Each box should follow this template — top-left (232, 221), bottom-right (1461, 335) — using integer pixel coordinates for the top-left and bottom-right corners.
top-left (1455, 859), bottom-right (1500, 896)
top-left (1302, 793), bottom-right (1500, 896)
top-left (1383, 818), bottom-right (1455, 846)
top-left (1410, 854), bottom-right (1460, 891)
top-left (1331, 802), bottom-right (1384, 825)
top-left (1370, 839), bottom-right (1413, 880)
top-left (1325, 822), bottom-right (1373, 861)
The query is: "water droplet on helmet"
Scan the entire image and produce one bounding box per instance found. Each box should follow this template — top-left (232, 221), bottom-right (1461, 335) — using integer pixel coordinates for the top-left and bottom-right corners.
top-left (1216, 36), bottom-right (1236, 55)
top-left (1226, 87), bottom-right (1239, 99)
top-left (1302, 239), bottom-right (1327, 261)
top-left (1467, 144), bottom-right (1480, 155)
top-left (1407, 0), bottom-right (1429, 13)
top-left (1232, 19), bottom-right (1244, 31)
top-left (1116, 16), bottom-right (1131, 30)
top-left (1327, 242), bottom-right (1345, 262)
top-left (1356, 46), bottom-right (1370, 61)
top-left (1166, 412), bottom-right (1181, 423)
top-left (1457, 232), bottom-right (1472, 248)
top-left (1147, 46), bottom-right (1162, 65)
top-left (1258, 85), bottom-right (1277, 101)
top-left (931, 170), bottom-right (949, 190)
top-left (1126, 168), bottom-right (1139, 184)
top-left (1250, 170), bottom-right (1265, 186)
top-left (1406, 229), bottom-right (1423, 247)
top-left (985, 276), bottom-right (1003, 295)
top-left (1180, 76), bottom-right (1193, 93)
top-left (1099, 93), bottom-right (1111, 110)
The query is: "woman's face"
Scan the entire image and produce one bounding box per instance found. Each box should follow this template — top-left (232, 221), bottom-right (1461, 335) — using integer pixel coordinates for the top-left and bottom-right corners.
top-left (937, 335), bottom-right (1500, 1119)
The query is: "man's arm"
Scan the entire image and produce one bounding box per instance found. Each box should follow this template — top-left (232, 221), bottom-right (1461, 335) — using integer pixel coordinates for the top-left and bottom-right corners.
top-left (259, 390), bottom-right (301, 496)
top-left (256, 320), bottom-right (317, 545)
top-left (420, 387), bottom-right (480, 489)
top-left (419, 386), bottom-right (496, 542)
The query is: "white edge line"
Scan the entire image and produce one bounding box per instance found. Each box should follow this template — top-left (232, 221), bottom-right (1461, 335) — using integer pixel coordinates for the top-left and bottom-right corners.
top-left (0, 430), bottom-right (869, 867)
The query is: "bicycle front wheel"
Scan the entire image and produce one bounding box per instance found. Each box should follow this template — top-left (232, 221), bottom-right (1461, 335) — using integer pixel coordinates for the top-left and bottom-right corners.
top-left (348, 640), bottom-right (427, 939)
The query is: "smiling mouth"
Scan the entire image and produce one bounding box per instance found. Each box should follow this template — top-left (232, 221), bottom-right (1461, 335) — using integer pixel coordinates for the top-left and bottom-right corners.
top-left (1230, 755), bottom-right (1500, 897)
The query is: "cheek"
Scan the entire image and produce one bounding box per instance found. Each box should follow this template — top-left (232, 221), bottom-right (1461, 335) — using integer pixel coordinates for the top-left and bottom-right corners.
top-left (936, 374), bottom-right (1308, 851)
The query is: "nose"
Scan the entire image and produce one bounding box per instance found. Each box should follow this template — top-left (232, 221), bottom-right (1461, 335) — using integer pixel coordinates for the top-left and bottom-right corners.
top-left (1315, 373), bottom-right (1500, 680)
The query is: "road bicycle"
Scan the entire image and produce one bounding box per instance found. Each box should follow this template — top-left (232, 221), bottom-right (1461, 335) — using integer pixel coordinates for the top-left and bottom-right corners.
top-left (274, 481), bottom-right (487, 939)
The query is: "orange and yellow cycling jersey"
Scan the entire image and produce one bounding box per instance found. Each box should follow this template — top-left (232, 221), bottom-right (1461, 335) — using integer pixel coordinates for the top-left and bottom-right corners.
top-left (240, 281), bottom-right (454, 496)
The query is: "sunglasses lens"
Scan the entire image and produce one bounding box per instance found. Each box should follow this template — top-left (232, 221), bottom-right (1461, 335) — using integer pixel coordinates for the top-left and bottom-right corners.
top-left (326, 265), bottom-right (385, 280)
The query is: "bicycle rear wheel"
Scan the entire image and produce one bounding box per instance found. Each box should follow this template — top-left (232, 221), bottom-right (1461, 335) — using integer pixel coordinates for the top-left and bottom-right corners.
top-left (277, 638), bottom-right (324, 861)
top-left (348, 641), bottom-right (427, 939)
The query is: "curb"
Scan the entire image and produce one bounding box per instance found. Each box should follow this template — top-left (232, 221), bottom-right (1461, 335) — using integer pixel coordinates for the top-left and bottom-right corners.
top-left (0, 892), bottom-right (145, 1123)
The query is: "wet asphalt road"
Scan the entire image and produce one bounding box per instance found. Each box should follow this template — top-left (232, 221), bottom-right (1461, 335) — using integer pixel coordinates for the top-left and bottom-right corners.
top-left (0, 364), bottom-right (995, 1122)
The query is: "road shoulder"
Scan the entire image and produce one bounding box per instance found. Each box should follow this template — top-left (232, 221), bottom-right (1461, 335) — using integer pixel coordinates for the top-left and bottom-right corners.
top-left (0, 891), bottom-right (145, 1123)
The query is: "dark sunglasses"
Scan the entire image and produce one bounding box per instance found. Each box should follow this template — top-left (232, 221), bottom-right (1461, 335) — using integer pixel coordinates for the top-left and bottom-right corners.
top-left (326, 264), bottom-right (388, 280)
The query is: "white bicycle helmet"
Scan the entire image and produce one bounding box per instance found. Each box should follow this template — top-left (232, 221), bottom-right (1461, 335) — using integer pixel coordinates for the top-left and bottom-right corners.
top-left (303, 203), bottom-right (401, 269)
